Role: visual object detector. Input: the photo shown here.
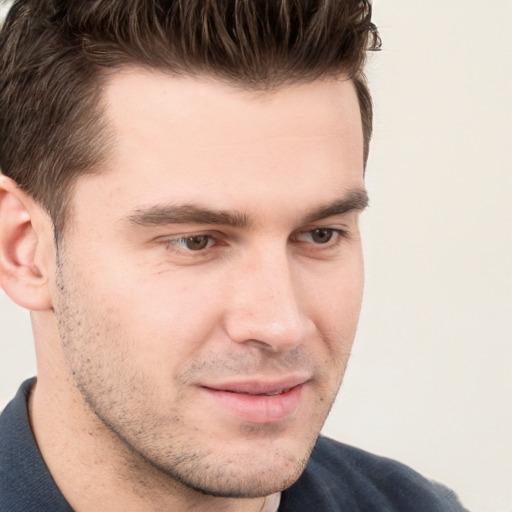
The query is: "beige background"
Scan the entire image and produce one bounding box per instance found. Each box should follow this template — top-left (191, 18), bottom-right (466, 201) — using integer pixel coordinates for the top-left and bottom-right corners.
top-left (1, 2), bottom-right (511, 511)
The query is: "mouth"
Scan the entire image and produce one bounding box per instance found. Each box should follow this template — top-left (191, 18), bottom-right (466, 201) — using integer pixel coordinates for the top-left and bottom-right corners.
top-left (201, 376), bottom-right (309, 424)
top-left (219, 386), bottom-right (293, 396)
top-left (204, 375), bottom-right (309, 394)
top-left (255, 388), bottom-right (290, 396)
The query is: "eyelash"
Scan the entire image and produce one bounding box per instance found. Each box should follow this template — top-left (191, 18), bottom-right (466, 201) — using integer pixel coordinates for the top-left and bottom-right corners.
top-left (161, 227), bottom-right (349, 255)
top-left (291, 227), bottom-right (348, 246)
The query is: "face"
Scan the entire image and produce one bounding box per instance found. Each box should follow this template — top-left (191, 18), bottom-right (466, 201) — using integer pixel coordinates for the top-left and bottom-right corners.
top-left (53, 70), bottom-right (366, 498)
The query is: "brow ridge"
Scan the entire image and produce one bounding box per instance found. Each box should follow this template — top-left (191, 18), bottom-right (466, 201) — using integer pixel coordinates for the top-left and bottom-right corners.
top-left (128, 204), bottom-right (251, 228)
top-left (127, 188), bottom-right (368, 229)
top-left (300, 189), bottom-right (369, 225)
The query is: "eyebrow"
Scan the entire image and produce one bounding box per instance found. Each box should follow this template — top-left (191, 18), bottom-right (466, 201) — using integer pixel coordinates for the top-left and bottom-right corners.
top-left (126, 188), bottom-right (368, 229)
top-left (128, 204), bottom-right (251, 228)
top-left (300, 188), bottom-right (369, 225)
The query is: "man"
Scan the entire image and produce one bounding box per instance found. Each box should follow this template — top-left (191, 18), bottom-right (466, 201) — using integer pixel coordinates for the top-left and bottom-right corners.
top-left (0, 1), bottom-right (467, 511)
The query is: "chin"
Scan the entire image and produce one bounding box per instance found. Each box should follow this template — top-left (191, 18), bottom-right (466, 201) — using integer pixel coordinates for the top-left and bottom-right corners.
top-left (173, 455), bottom-right (308, 499)
top-left (140, 431), bottom-right (315, 499)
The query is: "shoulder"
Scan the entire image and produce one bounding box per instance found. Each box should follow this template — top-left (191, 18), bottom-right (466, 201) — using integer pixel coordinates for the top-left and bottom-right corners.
top-left (279, 436), bottom-right (468, 512)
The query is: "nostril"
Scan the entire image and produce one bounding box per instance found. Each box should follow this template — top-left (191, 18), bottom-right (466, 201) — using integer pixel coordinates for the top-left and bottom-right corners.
top-left (225, 312), bottom-right (312, 352)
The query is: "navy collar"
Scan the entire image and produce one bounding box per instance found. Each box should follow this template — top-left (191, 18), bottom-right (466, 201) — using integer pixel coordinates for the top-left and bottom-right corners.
top-left (0, 378), bottom-right (73, 512)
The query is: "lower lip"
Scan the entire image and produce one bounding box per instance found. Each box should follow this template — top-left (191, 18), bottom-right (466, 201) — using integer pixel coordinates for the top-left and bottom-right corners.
top-left (202, 384), bottom-right (305, 424)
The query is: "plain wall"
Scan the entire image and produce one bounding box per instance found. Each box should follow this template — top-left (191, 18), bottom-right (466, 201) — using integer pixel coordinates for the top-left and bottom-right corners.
top-left (1, 2), bottom-right (511, 511)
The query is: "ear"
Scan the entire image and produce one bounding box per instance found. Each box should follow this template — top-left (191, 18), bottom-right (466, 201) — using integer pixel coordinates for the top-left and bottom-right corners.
top-left (0, 176), bottom-right (55, 311)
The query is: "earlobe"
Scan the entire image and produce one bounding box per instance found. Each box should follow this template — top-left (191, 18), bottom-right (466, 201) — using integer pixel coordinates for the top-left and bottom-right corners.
top-left (0, 176), bottom-right (54, 311)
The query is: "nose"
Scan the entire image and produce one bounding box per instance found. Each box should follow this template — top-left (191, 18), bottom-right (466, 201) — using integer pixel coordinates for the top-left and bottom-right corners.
top-left (223, 249), bottom-right (315, 352)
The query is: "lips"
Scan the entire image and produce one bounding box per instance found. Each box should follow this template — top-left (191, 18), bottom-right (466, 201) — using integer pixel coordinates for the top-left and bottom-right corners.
top-left (201, 376), bottom-right (309, 424)
top-left (255, 388), bottom-right (289, 396)
top-left (204, 375), bottom-right (308, 394)
top-left (220, 387), bottom-right (291, 396)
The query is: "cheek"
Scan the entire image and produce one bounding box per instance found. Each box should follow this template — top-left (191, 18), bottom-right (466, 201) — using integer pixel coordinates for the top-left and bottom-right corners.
top-left (304, 260), bottom-right (363, 381)
top-left (303, 256), bottom-right (364, 326)
top-left (113, 274), bottom-right (226, 363)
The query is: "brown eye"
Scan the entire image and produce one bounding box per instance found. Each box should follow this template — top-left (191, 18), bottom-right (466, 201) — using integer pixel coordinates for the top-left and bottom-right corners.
top-left (185, 235), bottom-right (211, 250)
top-left (310, 228), bottom-right (334, 244)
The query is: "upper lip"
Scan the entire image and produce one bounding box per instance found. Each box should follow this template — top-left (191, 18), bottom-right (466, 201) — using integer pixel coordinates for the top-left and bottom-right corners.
top-left (202, 375), bottom-right (311, 395)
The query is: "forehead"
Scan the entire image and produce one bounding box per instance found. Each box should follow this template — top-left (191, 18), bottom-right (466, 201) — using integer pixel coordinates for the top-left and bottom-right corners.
top-left (73, 69), bottom-right (364, 224)
top-left (102, 67), bottom-right (363, 156)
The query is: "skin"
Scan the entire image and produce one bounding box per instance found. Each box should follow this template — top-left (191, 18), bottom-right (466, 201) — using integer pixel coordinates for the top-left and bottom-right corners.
top-left (0, 70), bottom-right (366, 512)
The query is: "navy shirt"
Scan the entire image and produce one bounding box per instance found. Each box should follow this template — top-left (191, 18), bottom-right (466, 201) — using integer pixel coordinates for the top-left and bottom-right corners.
top-left (0, 379), bottom-right (467, 511)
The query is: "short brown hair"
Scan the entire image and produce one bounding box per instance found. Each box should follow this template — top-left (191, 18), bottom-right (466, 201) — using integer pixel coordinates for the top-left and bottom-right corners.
top-left (0, 0), bottom-right (381, 232)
